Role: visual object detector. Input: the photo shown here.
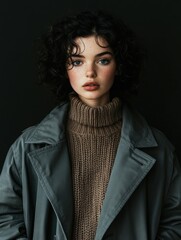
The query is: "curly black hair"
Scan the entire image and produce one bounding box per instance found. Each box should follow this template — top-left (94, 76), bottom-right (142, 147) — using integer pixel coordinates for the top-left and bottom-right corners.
top-left (38, 10), bottom-right (143, 101)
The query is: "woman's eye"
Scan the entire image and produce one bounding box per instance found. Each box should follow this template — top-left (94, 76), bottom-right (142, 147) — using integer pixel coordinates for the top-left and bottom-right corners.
top-left (98, 59), bottom-right (111, 65)
top-left (72, 60), bottom-right (82, 66)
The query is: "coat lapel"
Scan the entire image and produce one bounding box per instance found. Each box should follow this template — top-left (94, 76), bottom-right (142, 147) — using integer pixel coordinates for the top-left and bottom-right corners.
top-left (28, 141), bottom-right (73, 240)
top-left (25, 102), bottom-right (73, 239)
top-left (95, 140), bottom-right (156, 239)
top-left (95, 104), bottom-right (158, 239)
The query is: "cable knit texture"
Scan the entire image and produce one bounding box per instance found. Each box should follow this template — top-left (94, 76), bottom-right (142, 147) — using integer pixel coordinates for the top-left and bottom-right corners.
top-left (67, 95), bottom-right (122, 240)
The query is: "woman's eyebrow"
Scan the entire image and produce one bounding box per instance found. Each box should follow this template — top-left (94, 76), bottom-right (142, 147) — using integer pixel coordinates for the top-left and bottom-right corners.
top-left (96, 51), bottom-right (113, 57)
top-left (70, 54), bottom-right (84, 58)
top-left (69, 51), bottom-right (113, 58)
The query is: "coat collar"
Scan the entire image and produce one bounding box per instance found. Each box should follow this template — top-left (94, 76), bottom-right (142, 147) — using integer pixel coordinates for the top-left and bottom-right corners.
top-left (25, 101), bottom-right (157, 148)
top-left (25, 101), bottom-right (69, 145)
top-left (121, 103), bottom-right (157, 148)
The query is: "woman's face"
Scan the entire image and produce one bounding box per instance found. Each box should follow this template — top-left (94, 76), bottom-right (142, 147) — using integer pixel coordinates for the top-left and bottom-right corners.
top-left (66, 35), bottom-right (117, 107)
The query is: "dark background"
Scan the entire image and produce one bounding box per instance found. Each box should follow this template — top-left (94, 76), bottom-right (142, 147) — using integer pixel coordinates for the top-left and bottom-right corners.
top-left (0, 0), bottom-right (181, 170)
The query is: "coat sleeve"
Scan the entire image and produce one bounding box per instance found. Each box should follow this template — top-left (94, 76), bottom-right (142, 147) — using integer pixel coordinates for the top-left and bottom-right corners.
top-left (0, 146), bottom-right (28, 240)
top-left (157, 154), bottom-right (181, 239)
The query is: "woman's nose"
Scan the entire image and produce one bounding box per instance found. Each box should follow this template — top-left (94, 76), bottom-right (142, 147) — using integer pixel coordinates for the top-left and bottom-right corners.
top-left (86, 64), bottom-right (97, 78)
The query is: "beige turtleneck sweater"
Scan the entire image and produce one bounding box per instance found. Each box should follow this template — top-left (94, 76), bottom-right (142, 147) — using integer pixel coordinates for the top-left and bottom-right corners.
top-left (67, 95), bottom-right (122, 240)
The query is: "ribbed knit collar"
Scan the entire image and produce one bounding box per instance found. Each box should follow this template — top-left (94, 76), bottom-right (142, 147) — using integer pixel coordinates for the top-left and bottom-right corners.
top-left (68, 94), bottom-right (122, 128)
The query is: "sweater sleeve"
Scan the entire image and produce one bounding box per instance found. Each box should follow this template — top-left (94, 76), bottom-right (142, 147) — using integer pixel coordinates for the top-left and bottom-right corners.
top-left (0, 146), bottom-right (27, 239)
top-left (157, 154), bottom-right (181, 239)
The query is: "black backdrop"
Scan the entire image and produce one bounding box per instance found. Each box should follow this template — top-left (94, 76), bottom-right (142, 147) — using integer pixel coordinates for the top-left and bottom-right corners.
top-left (1, 0), bottom-right (181, 170)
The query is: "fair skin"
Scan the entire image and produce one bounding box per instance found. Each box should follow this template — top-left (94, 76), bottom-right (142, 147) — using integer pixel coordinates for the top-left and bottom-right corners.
top-left (66, 35), bottom-right (117, 107)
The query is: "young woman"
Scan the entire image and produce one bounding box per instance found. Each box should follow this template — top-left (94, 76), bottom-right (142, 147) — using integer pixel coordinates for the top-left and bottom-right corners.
top-left (0, 10), bottom-right (181, 240)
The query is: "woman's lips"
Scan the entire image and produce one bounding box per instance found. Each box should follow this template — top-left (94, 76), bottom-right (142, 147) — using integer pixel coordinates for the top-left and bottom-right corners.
top-left (82, 82), bottom-right (99, 91)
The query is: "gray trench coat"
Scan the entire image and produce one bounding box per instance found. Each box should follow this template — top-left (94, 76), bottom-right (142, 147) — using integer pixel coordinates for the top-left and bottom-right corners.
top-left (0, 102), bottom-right (181, 240)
